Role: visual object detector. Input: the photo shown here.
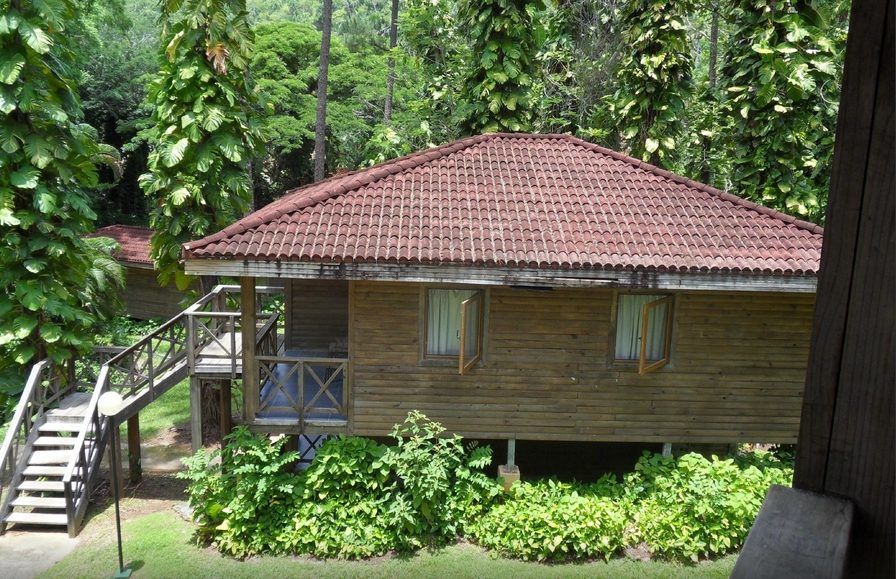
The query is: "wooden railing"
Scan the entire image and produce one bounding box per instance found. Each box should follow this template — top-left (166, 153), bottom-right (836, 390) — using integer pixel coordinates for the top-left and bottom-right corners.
top-left (59, 284), bottom-right (282, 535)
top-left (256, 355), bottom-right (348, 429)
top-left (0, 360), bottom-right (73, 530)
top-left (185, 285), bottom-right (282, 377)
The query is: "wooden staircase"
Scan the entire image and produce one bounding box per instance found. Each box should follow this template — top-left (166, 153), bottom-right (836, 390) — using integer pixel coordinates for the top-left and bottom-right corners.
top-left (3, 393), bottom-right (93, 529)
top-left (0, 285), bottom-right (280, 537)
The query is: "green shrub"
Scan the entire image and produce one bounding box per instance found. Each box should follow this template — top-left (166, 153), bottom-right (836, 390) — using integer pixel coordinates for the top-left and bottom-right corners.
top-left (178, 427), bottom-right (299, 557)
top-left (380, 411), bottom-right (501, 549)
top-left (469, 478), bottom-right (629, 562)
top-left (286, 436), bottom-right (395, 558)
top-left (625, 451), bottom-right (792, 561)
top-left (286, 412), bottom-right (501, 557)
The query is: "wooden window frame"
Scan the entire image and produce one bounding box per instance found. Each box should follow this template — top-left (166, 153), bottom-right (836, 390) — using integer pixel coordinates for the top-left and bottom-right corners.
top-left (637, 295), bottom-right (674, 375)
top-left (610, 292), bottom-right (675, 374)
top-left (459, 292), bottom-right (484, 374)
top-left (421, 286), bottom-right (486, 372)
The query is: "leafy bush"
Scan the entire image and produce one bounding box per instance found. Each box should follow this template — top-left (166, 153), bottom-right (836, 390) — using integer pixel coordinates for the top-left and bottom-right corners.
top-left (179, 427), bottom-right (299, 557)
top-left (380, 411), bottom-right (500, 549)
top-left (469, 478), bottom-right (629, 562)
top-left (286, 436), bottom-right (394, 558)
top-left (183, 413), bottom-right (500, 560)
top-left (180, 415), bottom-right (790, 564)
top-left (625, 451), bottom-right (792, 561)
top-left (287, 412), bottom-right (501, 557)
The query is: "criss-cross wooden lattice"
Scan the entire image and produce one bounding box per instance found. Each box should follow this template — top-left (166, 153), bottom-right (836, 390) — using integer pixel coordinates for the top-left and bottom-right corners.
top-left (256, 356), bottom-right (348, 427)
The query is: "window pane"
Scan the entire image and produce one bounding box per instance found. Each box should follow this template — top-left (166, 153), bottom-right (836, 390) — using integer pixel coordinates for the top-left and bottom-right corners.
top-left (427, 289), bottom-right (475, 356)
top-left (615, 294), bottom-right (667, 360)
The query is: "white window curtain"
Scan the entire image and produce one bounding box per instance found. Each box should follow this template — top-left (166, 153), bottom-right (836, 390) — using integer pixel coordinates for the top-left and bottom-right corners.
top-left (615, 294), bottom-right (668, 361)
top-left (427, 289), bottom-right (476, 356)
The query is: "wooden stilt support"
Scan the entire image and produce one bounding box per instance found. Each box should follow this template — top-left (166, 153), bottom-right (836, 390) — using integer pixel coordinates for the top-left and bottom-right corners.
top-left (498, 438), bottom-right (520, 490)
top-left (219, 380), bottom-right (232, 447)
top-left (190, 376), bottom-right (202, 452)
top-left (127, 414), bottom-right (142, 484)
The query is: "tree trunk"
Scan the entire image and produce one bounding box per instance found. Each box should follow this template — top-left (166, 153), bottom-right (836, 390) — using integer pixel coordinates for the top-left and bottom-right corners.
top-left (313, 0), bottom-right (333, 182)
top-left (384, 0), bottom-right (400, 124)
top-left (708, 5), bottom-right (719, 89)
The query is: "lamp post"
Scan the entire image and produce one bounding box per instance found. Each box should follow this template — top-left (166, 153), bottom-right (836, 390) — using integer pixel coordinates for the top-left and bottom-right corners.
top-left (98, 391), bottom-right (132, 579)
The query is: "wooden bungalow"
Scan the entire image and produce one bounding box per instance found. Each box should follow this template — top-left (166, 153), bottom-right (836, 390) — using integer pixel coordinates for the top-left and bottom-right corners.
top-left (91, 224), bottom-right (190, 320)
top-left (181, 133), bottom-right (823, 453)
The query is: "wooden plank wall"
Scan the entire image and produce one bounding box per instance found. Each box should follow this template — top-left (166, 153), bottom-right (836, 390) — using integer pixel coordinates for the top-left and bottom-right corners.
top-left (349, 282), bottom-right (814, 443)
top-left (285, 279), bottom-right (349, 352)
top-left (793, 0), bottom-right (894, 574)
top-left (123, 266), bottom-right (189, 320)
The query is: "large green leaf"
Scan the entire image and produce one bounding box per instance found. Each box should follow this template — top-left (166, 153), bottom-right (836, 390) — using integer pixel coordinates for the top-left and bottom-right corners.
top-left (164, 137), bottom-right (189, 167)
top-left (0, 51), bottom-right (25, 84)
top-left (19, 20), bottom-right (52, 53)
top-left (10, 167), bottom-right (39, 189)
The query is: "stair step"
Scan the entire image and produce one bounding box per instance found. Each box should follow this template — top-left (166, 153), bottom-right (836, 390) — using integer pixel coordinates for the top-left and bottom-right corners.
top-left (11, 496), bottom-right (67, 509)
top-left (28, 450), bottom-right (73, 465)
top-left (22, 466), bottom-right (69, 477)
top-left (38, 422), bottom-right (84, 433)
top-left (4, 512), bottom-right (68, 526)
top-left (34, 436), bottom-right (78, 447)
top-left (17, 480), bottom-right (65, 492)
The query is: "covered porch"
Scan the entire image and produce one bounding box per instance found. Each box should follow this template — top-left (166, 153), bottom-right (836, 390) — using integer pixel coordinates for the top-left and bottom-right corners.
top-left (236, 277), bottom-right (350, 437)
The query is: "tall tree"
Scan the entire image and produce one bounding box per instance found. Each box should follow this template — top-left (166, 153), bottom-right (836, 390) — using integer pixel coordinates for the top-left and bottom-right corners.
top-left (313, 0), bottom-right (333, 181)
top-left (0, 0), bottom-right (121, 404)
top-left (604, 0), bottom-right (694, 166)
top-left (383, 0), bottom-right (399, 124)
top-left (139, 0), bottom-right (264, 288)
top-left (719, 0), bottom-right (844, 221)
top-left (707, 4), bottom-right (719, 89)
top-left (459, 0), bottom-right (545, 133)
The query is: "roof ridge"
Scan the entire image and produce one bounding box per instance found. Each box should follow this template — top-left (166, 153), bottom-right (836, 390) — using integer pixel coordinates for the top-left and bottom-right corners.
top-left (556, 133), bottom-right (824, 235)
top-left (184, 133), bottom-right (497, 254)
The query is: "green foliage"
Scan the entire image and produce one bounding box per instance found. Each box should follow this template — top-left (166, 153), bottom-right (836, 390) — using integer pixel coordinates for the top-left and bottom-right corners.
top-left (458, 0), bottom-right (545, 133)
top-left (470, 451), bottom-right (792, 563)
top-left (139, 0), bottom-right (264, 288)
top-left (0, 0), bottom-right (120, 414)
top-left (625, 451), bottom-right (793, 561)
top-left (178, 427), bottom-right (299, 557)
top-left (380, 411), bottom-right (500, 548)
top-left (604, 0), bottom-right (694, 165)
top-left (469, 478), bottom-right (629, 562)
top-left (288, 412), bottom-right (500, 557)
top-left (287, 436), bottom-right (394, 558)
top-left (182, 413), bottom-right (499, 560)
top-left (181, 418), bottom-right (791, 564)
top-left (718, 0), bottom-right (844, 221)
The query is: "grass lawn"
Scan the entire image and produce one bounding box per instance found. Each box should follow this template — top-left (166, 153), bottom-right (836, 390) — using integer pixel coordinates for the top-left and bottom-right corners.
top-left (43, 510), bottom-right (737, 579)
top-left (131, 378), bottom-right (191, 440)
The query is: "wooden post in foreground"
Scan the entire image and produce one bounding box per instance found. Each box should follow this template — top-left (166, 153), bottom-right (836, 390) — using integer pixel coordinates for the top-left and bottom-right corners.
top-left (219, 379), bottom-right (232, 446)
top-left (126, 414), bottom-right (142, 484)
top-left (189, 376), bottom-right (202, 452)
top-left (241, 277), bottom-right (258, 423)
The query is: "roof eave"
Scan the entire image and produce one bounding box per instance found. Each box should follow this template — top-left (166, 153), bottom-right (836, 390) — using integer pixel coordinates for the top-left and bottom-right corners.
top-left (183, 258), bottom-right (818, 293)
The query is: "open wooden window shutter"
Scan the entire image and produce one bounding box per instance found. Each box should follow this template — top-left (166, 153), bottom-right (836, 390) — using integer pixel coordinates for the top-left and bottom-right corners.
top-left (459, 292), bottom-right (483, 374)
top-left (638, 295), bottom-right (674, 375)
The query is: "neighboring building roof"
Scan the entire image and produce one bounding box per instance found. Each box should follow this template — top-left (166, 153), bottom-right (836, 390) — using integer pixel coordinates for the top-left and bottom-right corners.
top-left (183, 133), bottom-right (824, 275)
top-left (91, 224), bottom-right (154, 266)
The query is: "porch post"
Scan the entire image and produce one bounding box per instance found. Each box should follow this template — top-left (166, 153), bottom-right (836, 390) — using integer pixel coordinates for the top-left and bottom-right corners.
top-left (241, 277), bottom-right (258, 423)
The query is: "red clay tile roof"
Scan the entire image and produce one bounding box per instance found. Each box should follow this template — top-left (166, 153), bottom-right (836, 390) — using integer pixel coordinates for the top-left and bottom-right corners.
top-left (91, 225), bottom-right (153, 266)
top-left (183, 133), bottom-right (823, 275)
